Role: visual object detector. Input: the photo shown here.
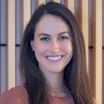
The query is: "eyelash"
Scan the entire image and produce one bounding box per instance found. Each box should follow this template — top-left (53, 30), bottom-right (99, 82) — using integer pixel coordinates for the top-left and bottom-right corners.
top-left (40, 36), bottom-right (69, 41)
top-left (40, 37), bottom-right (50, 41)
top-left (59, 36), bottom-right (69, 40)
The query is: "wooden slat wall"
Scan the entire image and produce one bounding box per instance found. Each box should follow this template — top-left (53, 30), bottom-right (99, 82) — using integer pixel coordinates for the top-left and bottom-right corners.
top-left (0, 0), bottom-right (103, 104)
top-left (22, 0), bottom-right (31, 32)
top-left (15, 0), bottom-right (22, 85)
top-left (53, 0), bottom-right (60, 3)
top-left (65, 0), bottom-right (75, 14)
top-left (0, 0), bottom-right (7, 94)
top-left (82, 0), bottom-right (89, 72)
top-left (95, 0), bottom-right (102, 104)
top-left (7, 0), bottom-right (16, 89)
top-left (37, 0), bottom-right (45, 5)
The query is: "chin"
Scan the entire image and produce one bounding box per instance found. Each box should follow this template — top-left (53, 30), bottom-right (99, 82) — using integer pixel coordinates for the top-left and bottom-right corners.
top-left (48, 68), bottom-right (64, 74)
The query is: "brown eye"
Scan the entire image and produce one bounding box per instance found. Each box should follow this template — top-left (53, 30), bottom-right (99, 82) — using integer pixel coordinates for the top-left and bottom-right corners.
top-left (40, 37), bottom-right (50, 41)
top-left (59, 36), bottom-right (69, 40)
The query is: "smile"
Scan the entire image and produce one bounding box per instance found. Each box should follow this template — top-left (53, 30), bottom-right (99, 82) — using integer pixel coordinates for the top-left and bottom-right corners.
top-left (46, 56), bottom-right (63, 61)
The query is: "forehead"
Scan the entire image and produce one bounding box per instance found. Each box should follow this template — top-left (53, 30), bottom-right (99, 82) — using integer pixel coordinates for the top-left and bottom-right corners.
top-left (35, 14), bottom-right (69, 35)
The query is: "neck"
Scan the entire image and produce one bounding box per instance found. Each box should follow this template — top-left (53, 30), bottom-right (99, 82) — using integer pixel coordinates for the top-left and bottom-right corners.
top-left (47, 72), bottom-right (64, 89)
top-left (40, 69), bottom-right (69, 96)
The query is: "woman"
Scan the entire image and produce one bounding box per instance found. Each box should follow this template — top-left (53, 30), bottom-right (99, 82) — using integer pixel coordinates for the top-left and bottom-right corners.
top-left (0, 1), bottom-right (97, 104)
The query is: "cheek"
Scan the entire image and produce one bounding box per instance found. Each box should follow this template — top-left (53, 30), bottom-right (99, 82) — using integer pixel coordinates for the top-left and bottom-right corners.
top-left (68, 44), bottom-right (73, 53)
top-left (66, 48), bottom-right (73, 57)
top-left (34, 42), bottom-right (47, 55)
top-left (62, 42), bottom-right (73, 53)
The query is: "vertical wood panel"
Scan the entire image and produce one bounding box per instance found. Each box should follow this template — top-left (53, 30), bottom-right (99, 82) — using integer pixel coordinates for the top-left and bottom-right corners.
top-left (1, 48), bottom-right (6, 93)
top-left (15, 0), bottom-right (22, 86)
top-left (31, 0), bottom-right (36, 15)
top-left (95, 0), bottom-right (102, 104)
top-left (90, 0), bottom-right (96, 97)
top-left (65, 0), bottom-right (75, 14)
top-left (0, 0), bottom-right (1, 94)
top-left (82, 0), bottom-right (89, 72)
top-left (0, 0), bottom-right (7, 94)
top-left (102, 0), bottom-right (104, 103)
top-left (22, 0), bottom-right (31, 32)
top-left (7, 0), bottom-right (16, 89)
top-left (103, 49), bottom-right (104, 104)
top-left (75, 0), bottom-right (82, 29)
top-left (16, 0), bottom-right (21, 44)
top-left (53, 0), bottom-right (60, 3)
top-left (38, 0), bottom-right (45, 5)
top-left (16, 47), bottom-right (21, 86)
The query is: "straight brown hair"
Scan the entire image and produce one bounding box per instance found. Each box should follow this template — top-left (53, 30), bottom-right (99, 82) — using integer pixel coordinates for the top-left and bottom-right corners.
top-left (20, 1), bottom-right (93, 104)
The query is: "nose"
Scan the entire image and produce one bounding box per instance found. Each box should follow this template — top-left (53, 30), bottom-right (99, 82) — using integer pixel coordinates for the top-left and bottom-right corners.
top-left (50, 40), bottom-right (60, 52)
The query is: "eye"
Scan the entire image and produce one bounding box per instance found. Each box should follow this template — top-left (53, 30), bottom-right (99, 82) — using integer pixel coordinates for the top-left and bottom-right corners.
top-left (59, 36), bottom-right (69, 40)
top-left (40, 37), bottom-right (50, 41)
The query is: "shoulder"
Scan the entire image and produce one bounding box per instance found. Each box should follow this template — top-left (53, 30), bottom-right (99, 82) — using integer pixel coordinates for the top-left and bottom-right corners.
top-left (0, 84), bottom-right (28, 104)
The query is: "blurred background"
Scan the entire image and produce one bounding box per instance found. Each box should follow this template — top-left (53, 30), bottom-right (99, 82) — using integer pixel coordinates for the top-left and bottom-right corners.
top-left (0, 0), bottom-right (103, 104)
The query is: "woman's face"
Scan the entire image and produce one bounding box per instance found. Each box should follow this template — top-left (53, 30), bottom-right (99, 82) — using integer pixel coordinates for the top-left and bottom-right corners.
top-left (31, 14), bottom-right (73, 74)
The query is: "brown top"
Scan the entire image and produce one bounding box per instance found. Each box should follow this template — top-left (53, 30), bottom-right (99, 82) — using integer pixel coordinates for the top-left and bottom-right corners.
top-left (0, 85), bottom-right (98, 104)
top-left (0, 85), bottom-right (75, 104)
top-left (0, 85), bottom-right (29, 104)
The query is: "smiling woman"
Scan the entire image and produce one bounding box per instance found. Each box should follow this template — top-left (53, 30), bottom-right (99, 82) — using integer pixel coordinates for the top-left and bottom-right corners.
top-left (30, 14), bottom-right (73, 74)
top-left (0, 1), bottom-right (97, 104)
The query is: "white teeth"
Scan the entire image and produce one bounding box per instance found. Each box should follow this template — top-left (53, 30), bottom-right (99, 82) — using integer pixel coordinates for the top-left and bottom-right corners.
top-left (47, 56), bottom-right (62, 61)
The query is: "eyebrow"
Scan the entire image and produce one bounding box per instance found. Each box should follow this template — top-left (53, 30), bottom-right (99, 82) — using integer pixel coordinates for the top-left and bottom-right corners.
top-left (38, 31), bottom-right (70, 37)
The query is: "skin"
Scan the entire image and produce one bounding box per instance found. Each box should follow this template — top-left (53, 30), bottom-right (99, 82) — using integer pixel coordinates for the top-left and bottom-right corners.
top-left (31, 14), bottom-right (73, 97)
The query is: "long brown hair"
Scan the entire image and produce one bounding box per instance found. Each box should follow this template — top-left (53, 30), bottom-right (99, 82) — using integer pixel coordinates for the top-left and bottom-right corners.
top-left (20, 1), bottom-right (93, 104)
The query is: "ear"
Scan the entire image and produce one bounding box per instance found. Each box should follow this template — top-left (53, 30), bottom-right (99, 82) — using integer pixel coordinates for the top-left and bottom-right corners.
top-left (30, 40), bottom-right (35, 51)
